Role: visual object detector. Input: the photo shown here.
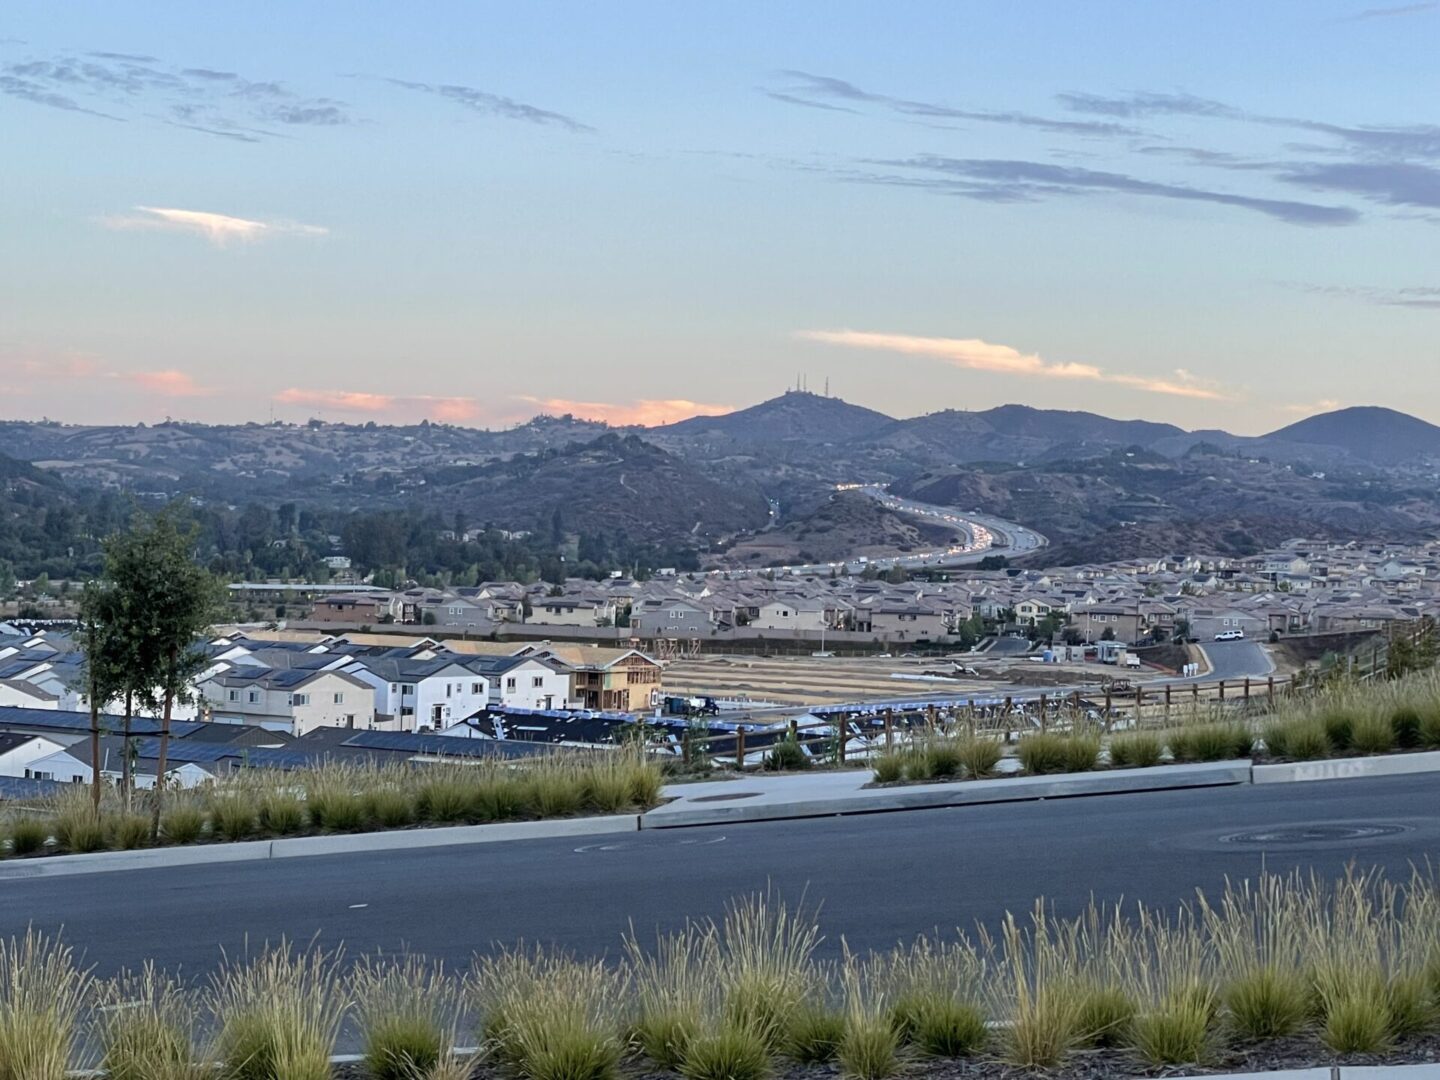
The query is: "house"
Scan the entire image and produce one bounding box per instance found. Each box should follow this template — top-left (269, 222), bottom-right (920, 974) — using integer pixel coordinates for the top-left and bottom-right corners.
top-left (454, 655), bottom-right (572, 712)
top-left (1185, 608), bottom-right (1267, 642)
top-left (1014, 598), bottom-right (1061, 626)
top-left (25, 735), bottom-right (217, 789)
top-left (526, 595), bottom-right (618, 627)
top-left (0, 732), bottom-right (67, 778)
top-left (868, 602), bottom-right (947, 641)
top-left (1074, 602), bottom-right (1147, 644)
top-left (631, 597), bottom-right (713, 637)
top-left (309, 592), bottom-right (399, 624)
top-left (198, 668), bottom-right (377, 735)
top-left (341, 657), bottom-right (490, 732)
top-left (533, 646), bottom-right (663, 711)
top-left (0, 679), bottom-right (58, 710)
top-left (751, 598), bottom-right (828, 632)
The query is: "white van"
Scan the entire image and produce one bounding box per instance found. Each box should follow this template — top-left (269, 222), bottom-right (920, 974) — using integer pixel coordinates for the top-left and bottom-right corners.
top-left (1213, 629), bottom-right (1245, 642)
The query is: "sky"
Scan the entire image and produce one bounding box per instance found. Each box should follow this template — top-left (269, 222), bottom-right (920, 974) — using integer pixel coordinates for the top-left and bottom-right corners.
top-left (2, 1), bottom-right (1439, 435)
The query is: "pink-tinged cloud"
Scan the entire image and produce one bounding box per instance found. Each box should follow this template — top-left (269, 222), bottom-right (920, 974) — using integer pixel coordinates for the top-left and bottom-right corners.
top-left (0, 350), bottom-right (103, 380)
top-left (797, 329), bottom-right (1234, 401)
top-left (519, 397), bottom-right (734, 426)
top-left (275, 388), bottom-right (397, 412)
top-left (273, 389), bottom-right (487, 423)
top-left (101, 206), bottom-right (327, 247)
top-left (117, 369), bottom-right (216, 397)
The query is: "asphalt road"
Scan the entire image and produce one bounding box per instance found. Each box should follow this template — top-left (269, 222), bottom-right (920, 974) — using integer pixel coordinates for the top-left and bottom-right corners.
top-left (1198, 639), bottom-right (1276, 681)
top-left (4, 774), bottom-right (1437, 976)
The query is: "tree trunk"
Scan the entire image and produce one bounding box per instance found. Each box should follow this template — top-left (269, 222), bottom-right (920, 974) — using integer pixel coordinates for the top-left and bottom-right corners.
top-left (122, 692), bottom-right (134, 813)
top-left (150, 648), bottom-right (176, 839)
top-left (88, 669), bottom-right (102, 813)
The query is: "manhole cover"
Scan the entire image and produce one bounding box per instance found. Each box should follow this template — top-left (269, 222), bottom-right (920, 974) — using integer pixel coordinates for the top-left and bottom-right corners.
top-left (690, 791), bottom-right (763, 803)
top-left (1221, 823), bottom-right (1411, 846)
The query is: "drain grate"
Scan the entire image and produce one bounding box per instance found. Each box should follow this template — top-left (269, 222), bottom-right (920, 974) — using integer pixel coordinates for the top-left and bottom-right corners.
top-left (1221, 823), bottom-right (1411, 846)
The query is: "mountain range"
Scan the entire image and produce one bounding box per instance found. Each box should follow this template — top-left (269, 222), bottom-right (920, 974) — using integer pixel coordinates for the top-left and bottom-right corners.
top-left (2, 394), bottom-right (1438, 568)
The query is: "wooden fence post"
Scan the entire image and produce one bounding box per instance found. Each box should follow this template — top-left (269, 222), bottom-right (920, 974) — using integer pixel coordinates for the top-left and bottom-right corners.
top-left (1243, 678), bottom-right (1251, 704)
top-left (788, 718), bottom-right (798, 742)
top-left (1135, 685), bottom-right (1144, 725)
top-left (735, 727), bottom-right (746, 769)
top-left (1218, 681), bottom-right (1226, 702)
top-left (884, 710), bottom-right (894, 751)
top-left (1039, 694), bottom-right (1048, 732)
top-left (1267, 676), bottom-right (1275, 705)
top-left (836, 723), bottom-right (846, 765)
top-left (1164, 684), bottom-right (1172, 716)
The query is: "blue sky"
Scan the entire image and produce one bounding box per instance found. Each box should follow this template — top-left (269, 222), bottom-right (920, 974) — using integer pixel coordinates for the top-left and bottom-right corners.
top-left (2, 1), bottom-right (1438, 433)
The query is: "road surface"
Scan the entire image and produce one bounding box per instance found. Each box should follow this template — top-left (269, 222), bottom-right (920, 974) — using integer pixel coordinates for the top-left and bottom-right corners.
top-left (3, 774), bottom-right (1436, 976)
top-left (1199, 639), bottom-right (1275, 681)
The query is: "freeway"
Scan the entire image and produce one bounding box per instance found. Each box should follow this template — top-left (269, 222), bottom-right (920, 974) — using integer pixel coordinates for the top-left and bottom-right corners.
top-left (3, 773), bottom-right (1437, 976)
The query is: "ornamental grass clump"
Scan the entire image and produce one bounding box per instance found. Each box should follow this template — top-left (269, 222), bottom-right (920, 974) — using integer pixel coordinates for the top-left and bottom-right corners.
top-left (95, 964), bottom-right (204, 1080)
top-left (112, 812), bottom-right (152, 850)
top-left (990, 904), bottom-right (1084, 1068)
top-left (351, 955), bottom-right (460, 1080)
top-left (624, 923), bottom-right (715, 1069)
top-left (870, 752), bottom-right (905, 784)
top-left (784, 998), bottom-right (846, 1064)
top-left (209, 944), bottom-right (346, 1080)
top-left (53, 791), bottom-right (110, 854)
top-left (160, 803), bottom-right (206, 845)
top-left (678, 1021), bottom-right (772, 1080)
top-left (1349, 708), bottom-right (1396, 755)
top-left (1168, 721), bottom-right (1254, 762)
top-left (1107, 730), bottom-right (1162, 769)
top-left (209, 794), bottom-right (257, 842)
top-left (1262, 715), bottom-right (1331, 761)
top-left (256, 790), bottom-right (306, 836)
top-left (763, 737), bottom-right (810, 773)
top-left (0, 930), bottom-right (88, 1080)
top-left (1122, 907), bottom-right (1217, 1066)
top-left (1069, 902), bottom-right (1138, 1049)
top-left (1016, 732), bottom-right (1070, 776)
top-left (522, 760), bottom-right (586, 819)
top-left (1303, 870), bottom-right (1393, 1054)
top-left (1203, 873), bottom-right (1311, 1040)
top-left (475, 948), bottom-right (625, 1080)
top-left (362, 783), bottom-right (415, 829)
top-left (304, 769), bottom-right (367, 832)
top-left (878, 938), bottom-right (988, 1058)
top-left (715, 891), bottom-right (822, 1053)
top-left (957, 735), bottom-right (1004, 779)
top-left (6, 816), bottom-right (50, 855)
top-left (836, 964), bottom-right (900, 1080)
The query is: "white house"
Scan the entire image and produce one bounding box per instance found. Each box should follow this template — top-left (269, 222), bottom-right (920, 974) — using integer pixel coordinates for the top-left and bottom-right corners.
top-left (0, 732), bottom-right (67, 778)
top-left (751, 598), bottom-right (828, 632)
top-left (24, 736), bottom-right (215, 789)
top-left (341, 657), bottom-right (490, 732)
top-left (453, 655), bottom-right (573, 712)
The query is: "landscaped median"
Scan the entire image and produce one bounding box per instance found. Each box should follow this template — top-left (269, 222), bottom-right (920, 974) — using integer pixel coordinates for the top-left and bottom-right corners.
top-left (0, 751), bottom-right (663, 869)
top-left (4, 869), bottom-right (1440, 1080)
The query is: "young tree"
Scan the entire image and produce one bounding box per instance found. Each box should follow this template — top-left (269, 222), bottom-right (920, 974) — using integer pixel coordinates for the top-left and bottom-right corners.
top-left (103, 511), bottom-right (225, 834)
top-left (77, 582), bottom-right (125, 810)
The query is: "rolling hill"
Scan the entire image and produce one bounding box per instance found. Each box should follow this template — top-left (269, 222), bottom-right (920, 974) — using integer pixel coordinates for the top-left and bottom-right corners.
top-left (1263, 406), bottom-right (1440, 465)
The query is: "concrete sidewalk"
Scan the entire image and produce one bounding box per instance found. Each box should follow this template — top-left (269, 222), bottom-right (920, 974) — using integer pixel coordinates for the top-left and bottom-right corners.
top-left (642, 760), bottom-right (1251, 828)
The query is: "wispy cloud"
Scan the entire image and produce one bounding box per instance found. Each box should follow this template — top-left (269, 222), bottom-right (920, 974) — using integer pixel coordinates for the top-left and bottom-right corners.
top-left (274, 388), bottom-right (486, 422)
top-left (1280, 399), bottom-right (1343, 416)
top-left (0, 47), bottom-right (353, 136)
top-left (1280, 161), bottom-right (1440, 209)
top-left (797, 329), bottom-right (1235, 400)
top-left (767, 70), bottom-right (1140, 136)
top-left (101, 206), bottom-right (328, 246)
top-left (1296, 282), bottom-right (1440, 308)
top-left (1342, 2), bottom-right (1436, 20)
top-left (854, 155), bottom-right (1359, 225)
top-left (368, 76), bottom-right (592, 132)
top-left (116, 369), bottom-right (215, 397)
top-left (518, 397), bottom-right (732, 426)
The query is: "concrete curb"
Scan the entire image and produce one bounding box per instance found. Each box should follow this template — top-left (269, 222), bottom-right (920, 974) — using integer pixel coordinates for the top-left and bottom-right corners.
top-left (1254, 749), bottom-right (1440, 785)
top-left (0, 815), bottom-right (640, 880)
top-left (641, 761), bottom-right (1251, 828)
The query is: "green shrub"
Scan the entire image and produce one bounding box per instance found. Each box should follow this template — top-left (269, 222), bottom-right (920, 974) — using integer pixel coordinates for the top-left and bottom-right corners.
top-left (1320, 991), bottom-right (1392, 1053)
top-left (678, 1023), bottom-right (771, 1080)
top-left (415, 774), bottom-right (474, 823)
top-left (837, 1015), bottom-right (899, 1080)
top-left (908, 997), bottom-right (987, 1057)
top-left (1222, 966), bottom-right (1309, 1040)
top-left (920, 738), bottom-right (963, 779)
top-left (54, 804), bottom-right (109, 854)
top-left (1127, 989), bottom-right (1215, 1065)
top-left (525, 771), bottom-right (584, 818)
top-left (257, 792), bottom-right (306, 835)
top-left (112, 813), bottom-right (152, 851)
top-left (871, 753), bottom-right (904, 784)
top-left (0, 930), bottom-right (88, 1080)
top-left (209, 796), bottom-right (256, 842)
top-left (1169, 722), bottom-right (1253, 762)
top-left (1262, 716), bottom-right (1331, 761)
top-left (958, 737), bottom-right (1003, 779)
top-left (473, 775), bottom-right (528, 821)
top-left (1062, 733), bottom-right (1102, 772)
top-left (1349, 711), bottom-right (1395, 755)
top-left (784, 1003), bottom-right (845, 1063)
top-left (1074, 984), bottom-right (1134, 1048)
top-left (7, 816), bottom-right (50, 855)
top-left (764, 738), bottom-right (810, 772)
top-left (1108, 731), bottom-right (1162, 769)
top-left (1016, 732), bottom-right (1070, 775)
top-left (1390, 705), bottom-right (1422, 749)
top-left (363, 786), bottom-right (415, 829)
top-left (1318, 705), bottom-right (1356, 753)
top-left (160, 805), bottom-right (206, 845)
